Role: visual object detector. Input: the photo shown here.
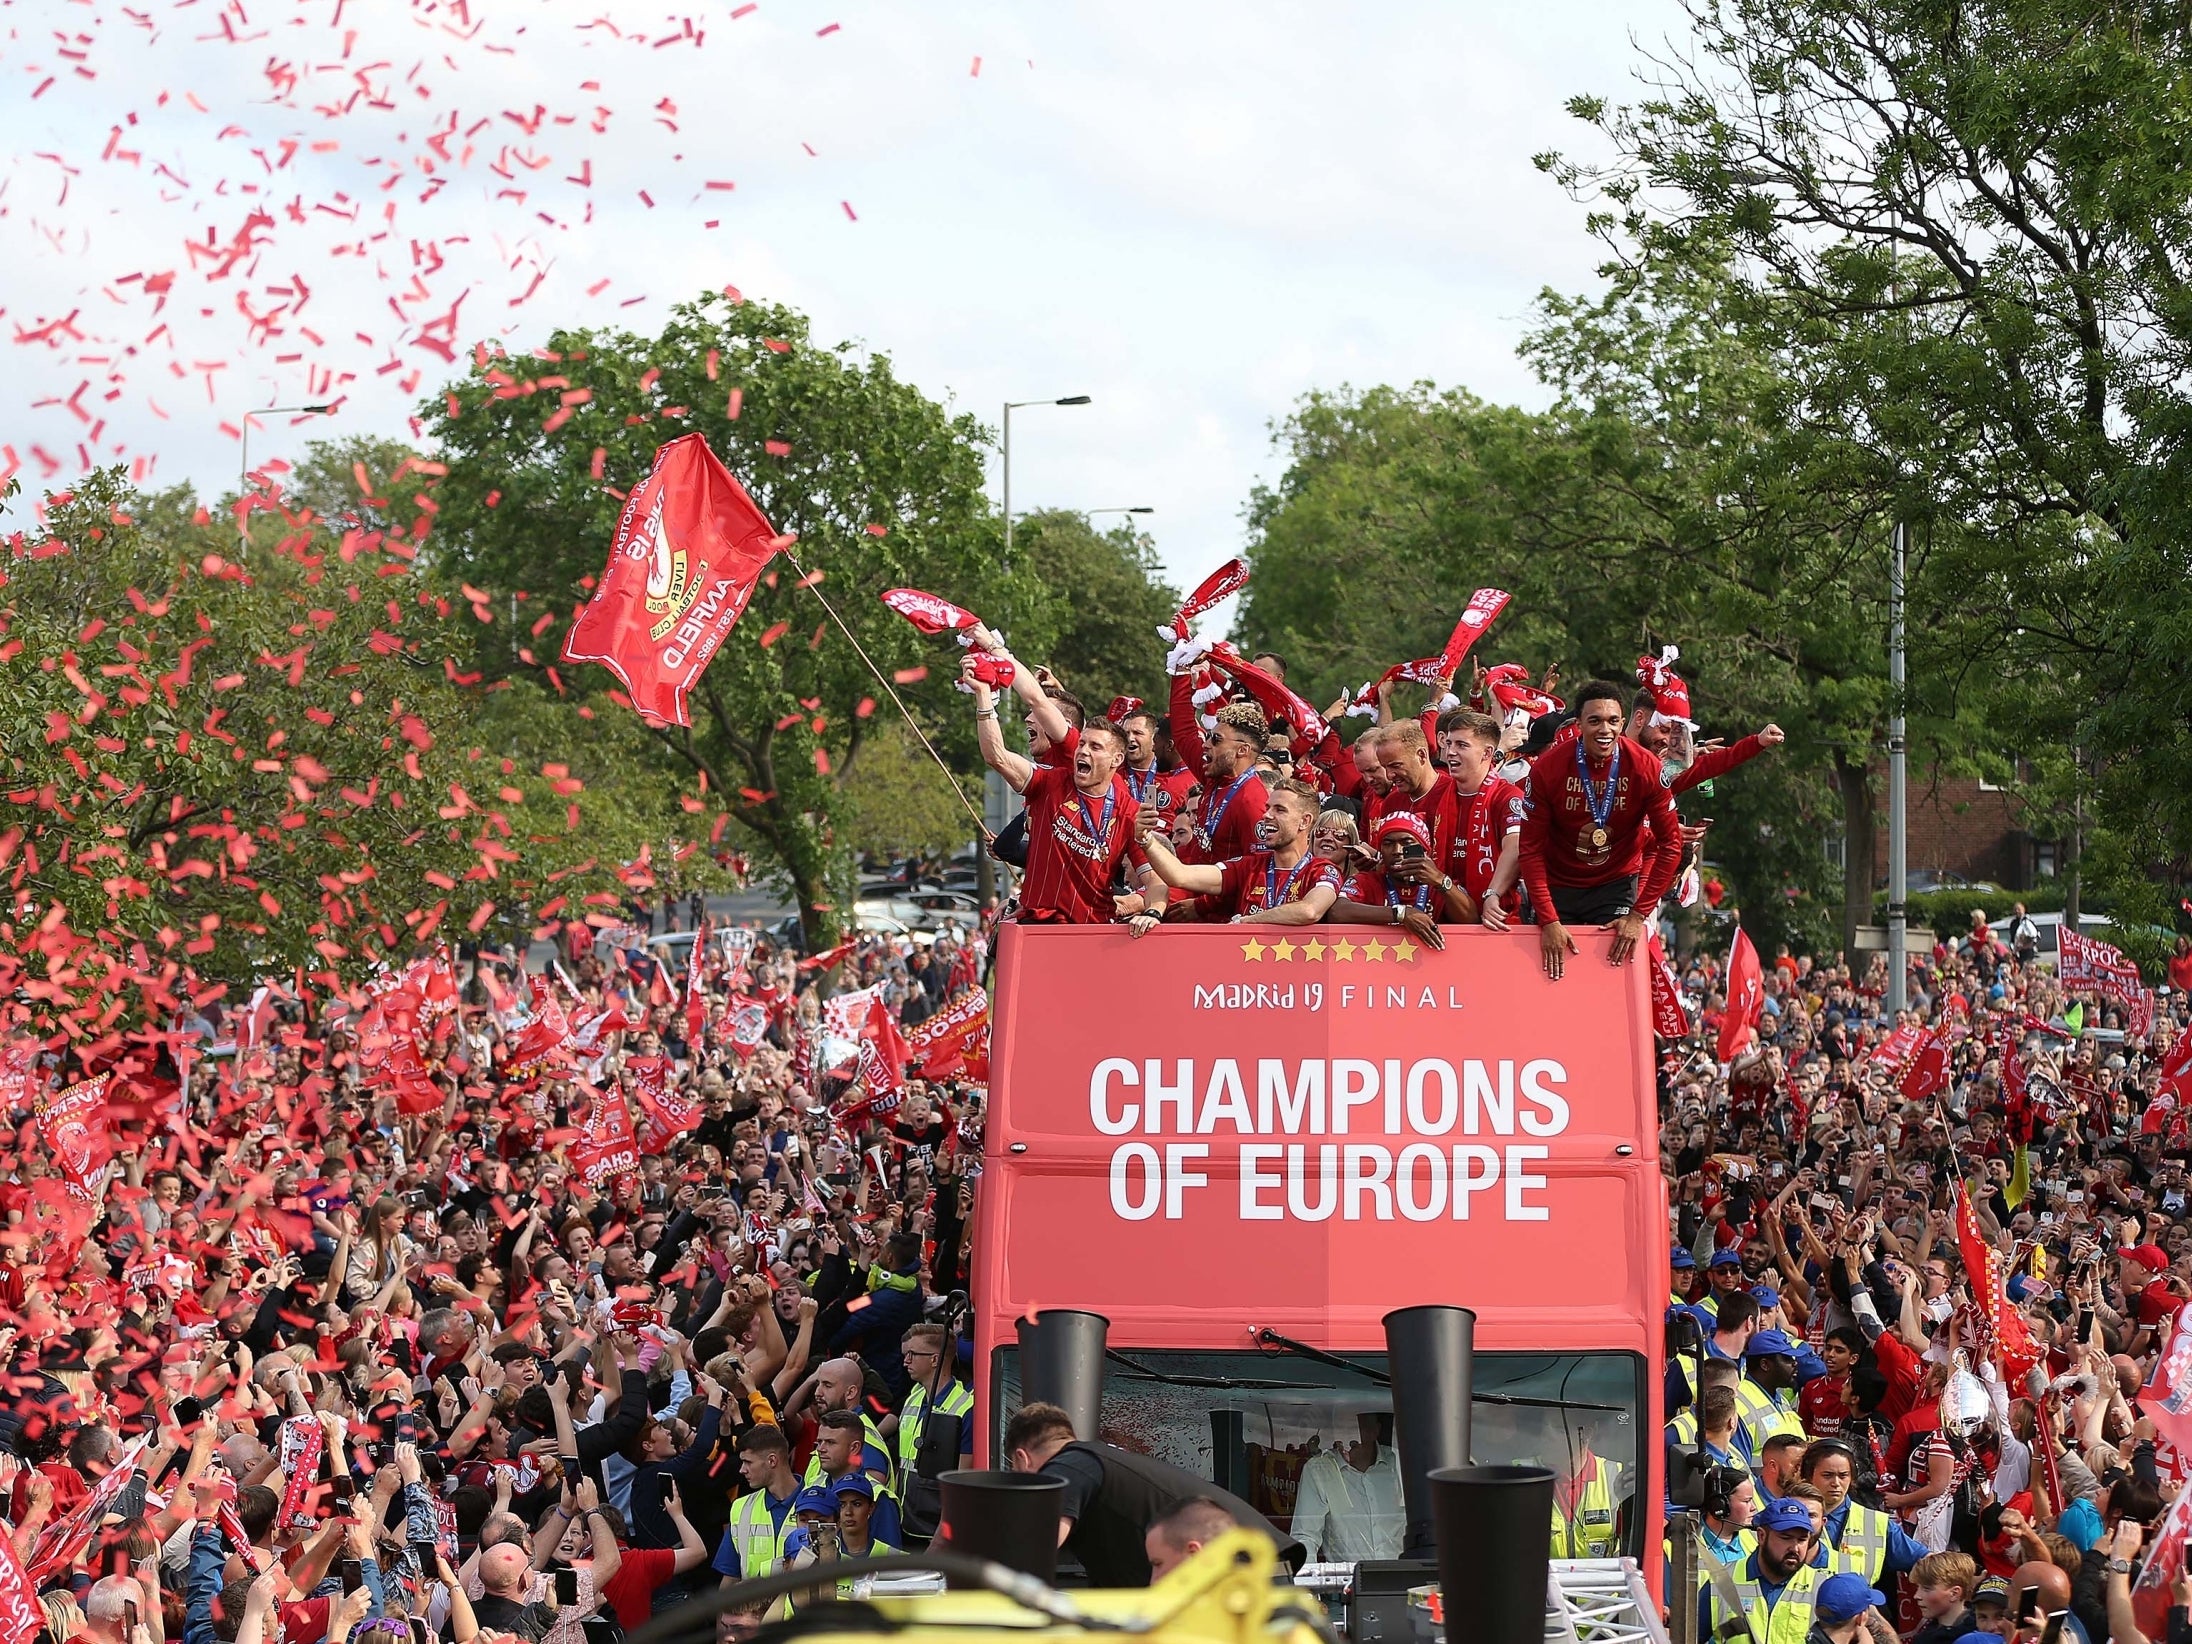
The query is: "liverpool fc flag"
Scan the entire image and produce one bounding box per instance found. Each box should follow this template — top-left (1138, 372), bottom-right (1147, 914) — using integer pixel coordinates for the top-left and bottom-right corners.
top-left (563, 434), bottom-right (781, 726)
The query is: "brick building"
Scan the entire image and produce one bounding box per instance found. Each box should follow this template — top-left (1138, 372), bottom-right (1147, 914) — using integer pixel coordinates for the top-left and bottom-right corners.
top-left (1865, 768), bottom-right (2066, 891)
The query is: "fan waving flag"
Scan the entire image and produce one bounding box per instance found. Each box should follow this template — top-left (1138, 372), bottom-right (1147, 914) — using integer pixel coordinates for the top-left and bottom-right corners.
top-left (563, 434), bottom-right (782, 727)
top-left (1170, 556), bottom-right (1250, 637)
top-left (881, 588), bottom-right (980, 637)
top-left (1717, 928), bottom-right (1762, 1065)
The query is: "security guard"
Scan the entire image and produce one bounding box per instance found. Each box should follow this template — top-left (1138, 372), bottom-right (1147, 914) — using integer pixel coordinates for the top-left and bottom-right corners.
top-left (1697, 1497), bottom-right (1821, 1644)
top-left (896, 1321), bottom-right (974, 1544)
top-left (1697, 1249), bottom-right (1751, 1324)
top-left (1672, 1243), bottom-right (1699, 1309)
top-left (1549, 1419), bottom-right (1622, 1559)
top-left (1799, 1439), bottom-right (1926, 1586)
top-left (802, 1356), bottom-right (898, 1491)
top-left (1734, 1331), bottom-right (1807, 1461)
top-left (713, 1425), bottom-right (804, 1621)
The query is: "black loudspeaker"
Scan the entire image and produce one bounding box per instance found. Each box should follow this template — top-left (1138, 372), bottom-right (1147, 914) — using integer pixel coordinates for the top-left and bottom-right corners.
top-left (1016, 1308), bottom-right (1108, 1442)
top-left (936, 1469), bottom-right (1064, 1586)
top-left (1431, 1464), bottom-right (1555, 1644)
top-left (1381, 1306), bottom-right (1475, 1560)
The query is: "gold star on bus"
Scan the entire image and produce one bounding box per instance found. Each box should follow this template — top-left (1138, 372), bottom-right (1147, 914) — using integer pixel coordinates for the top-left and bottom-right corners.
top-left (1299, 937), bottom-right (1327, 961)
top-left (1361, 938), bottom-right (1387, 962)
top-left (1270, 937), bottom-right (1297, 962)
top-left (1241, 937), bottom-right (1266, 961)
top-left (1329, 937), bottom-right (1357, 962)
top-left (1390, 937), bottom-right (1418, 963)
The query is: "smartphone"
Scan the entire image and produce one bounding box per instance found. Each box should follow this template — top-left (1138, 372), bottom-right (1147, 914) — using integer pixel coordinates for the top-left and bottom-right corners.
top-left (1810, 1193), bottom-right (1840, 1213)
top-left (553, 1568), bottom-right (580, 1607)
top-left (339, 1558), bottom-right (363, 1591)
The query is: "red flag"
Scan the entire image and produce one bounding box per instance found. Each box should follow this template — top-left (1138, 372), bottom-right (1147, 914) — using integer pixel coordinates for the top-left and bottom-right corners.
top-left (724, 996), bottom-right (769, 1053)
top-left (34, 1073), bottom-right (111, 1202)
top-left (861, 992), bottom-right (911, 1089)
top-left (275, 1416), bottom-right (324, 1536)
top-left (2160, 1029), bottom-right (2192, 1103)
top-left (0, 1528), bottom-right (43, 1644)
top-left (1717, 928), bottom-right (1762, 1064)
top-left (1171, 556), bottom-right (1250, 636)
top-left (628, 1058), bottom-right (700, 1154)
top-left (568, 1085), bottom-right (640, 1186)
top-left (24, 1436), bottom-right (146, 1583)
top-left (800, 937), bottom-right (857, 974)
top-left (562, 434), bottom-right (781, 726)
top-left (2131, 1454), bottom-right (2192, 1633)
top-left (684, 918), bottom-right (710, 1047)
top-left (1646, 936), bottom-right (1690, 1041)
top-left (1955, 1183), bottom-right (2042, 1384)
top-left (1899, 1033), bottom-right (1951, 1102)
top-left (505, 976), bottom-right (573, 1083)
top-left (1208, 647), bottom-right (1329, 746)
top-left (2142, 1313), bottom-right (2192, 1488)
top-left (880, 587), bottom-right (978, 636)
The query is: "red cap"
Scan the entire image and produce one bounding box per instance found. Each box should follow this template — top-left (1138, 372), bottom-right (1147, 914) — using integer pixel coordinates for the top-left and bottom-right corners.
top-left (2120, 1244), bottom-right (2171, 1273)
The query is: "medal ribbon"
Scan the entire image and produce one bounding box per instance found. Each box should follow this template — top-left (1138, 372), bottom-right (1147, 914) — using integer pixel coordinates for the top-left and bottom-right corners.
top-left (1576, 739), bottom-right (1621, 838)
top-left (1073, 787), bottom-right (1117, 854)
top-left (1199, 771), bottom-right (1254, 850)
top-left (1264, 853), bottom-right (1313, 911)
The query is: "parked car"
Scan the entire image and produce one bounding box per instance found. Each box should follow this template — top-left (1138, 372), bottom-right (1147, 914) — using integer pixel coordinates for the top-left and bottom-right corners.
top-left (1897, 868), bottom-right (2002, 895)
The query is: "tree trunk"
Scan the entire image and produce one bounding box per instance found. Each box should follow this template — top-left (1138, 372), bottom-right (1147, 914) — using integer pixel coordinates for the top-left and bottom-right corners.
top-left (1835, 750), bottom-right (1876, 964)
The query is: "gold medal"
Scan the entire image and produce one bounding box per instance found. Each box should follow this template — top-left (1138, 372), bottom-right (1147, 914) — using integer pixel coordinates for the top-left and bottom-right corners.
top-left (1590, 825), bottom-right (1608, 850)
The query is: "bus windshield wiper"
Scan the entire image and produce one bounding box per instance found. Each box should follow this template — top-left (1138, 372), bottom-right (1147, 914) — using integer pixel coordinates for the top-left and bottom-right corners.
top-left (1251, 1328), bottom-right (1625, 1412)
top-left (1103, 1347), bottom-right (1303, 1390)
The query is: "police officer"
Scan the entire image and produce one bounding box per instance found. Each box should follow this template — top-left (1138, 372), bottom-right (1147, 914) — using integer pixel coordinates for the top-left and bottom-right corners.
top-left (895, 1321), bottom-right (973, 1545)
top-left (1799, 1440), bottom-right (1925, 1587)
top-left (1005, 1401), bottom-right (1303, 1586)
top-left (1698, 1496), bottom-right (1821, 1644)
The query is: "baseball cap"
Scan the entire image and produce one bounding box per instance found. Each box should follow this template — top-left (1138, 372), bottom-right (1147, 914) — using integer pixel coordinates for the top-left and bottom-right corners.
top-left (1750, 1285), bottom-right (1781, 1310)
top-left (1753, 1498), bottom-right (1813, 1535)
top-left (830, 1473), bottom-right (876, 1501)
top-left (1815, 1574), bottom-right (1887, 1623)
top-left (793, 1485), bottom-right (837, 1516)
top-left (1745, 1329), bottom-right (1798, 1359)
top-left (1973, 1578), bottom-right (2010, 1609)
top-left (2121, 1244), bottom-right (2171, 1273)
top-left (1708, 1249), bottom-right (1744, 1269)
top-left (2139, 1279), bottom-right (2187, 1327)
top-left (1671, 1245), bottom-right (1696, 1271)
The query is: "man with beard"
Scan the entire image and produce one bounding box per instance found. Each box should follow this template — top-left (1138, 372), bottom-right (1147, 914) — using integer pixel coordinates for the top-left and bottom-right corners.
top-left (966, 657), bottom-right (1161, 925)
top-left (1697, 1495), bottom-right (1823, 1644)
top-left (1117, 706), bottom-right (1196, 819)
top-left (1517, 681), bottom-right (1684, 980)
top-left (1178, 700), bottom-right (1271, 867)
top-left (1130, 780), bottom-right (1339, 933)
top-left (1361, 719), bottom-right (1455, 863)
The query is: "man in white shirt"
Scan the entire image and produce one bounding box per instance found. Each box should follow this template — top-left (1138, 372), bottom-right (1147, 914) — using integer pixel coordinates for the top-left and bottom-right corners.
top-left (1289, 1415), bottom-right (1403, 1563)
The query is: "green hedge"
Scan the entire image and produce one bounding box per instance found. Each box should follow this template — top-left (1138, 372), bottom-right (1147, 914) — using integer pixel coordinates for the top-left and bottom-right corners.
top-left (1869, 883), bottom-right (2099, 932)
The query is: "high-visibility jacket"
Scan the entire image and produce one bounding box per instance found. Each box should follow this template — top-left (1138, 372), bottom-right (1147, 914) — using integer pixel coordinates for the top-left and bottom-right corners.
top-left (1667, 1409), bottom-right (1699, 1447)
top-left (1734, 1378), bottom-right (1804, 1457)
top-left (1688, 1525), bottom-right (1758, 1600)
top-left (804, 1413), bottom-right (897, 1492)
top-left (897, 1379), bottom-right (974, 1474)
top-left (724, 1487), bottom-right (794, 1580)
top-left (1821, 1501), bottom-right (1893, 1583)
top-left (1716, 1558), bottom-right (1820, 1644)
top-left (1550, 1455), bottom-right (1619, 1559)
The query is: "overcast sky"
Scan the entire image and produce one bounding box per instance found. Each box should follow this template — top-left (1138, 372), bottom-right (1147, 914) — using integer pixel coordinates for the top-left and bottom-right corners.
top-left (2, 0), bottom-right (1690, 608)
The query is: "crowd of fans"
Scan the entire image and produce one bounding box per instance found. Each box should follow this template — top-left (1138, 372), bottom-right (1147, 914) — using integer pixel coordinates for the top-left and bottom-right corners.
top-left (8, 598), bottom-right (2192, 1644)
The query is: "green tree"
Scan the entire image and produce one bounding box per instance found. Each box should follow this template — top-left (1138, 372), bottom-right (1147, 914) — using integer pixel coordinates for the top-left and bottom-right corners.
top-left (836, 721), bottom-right (973, 863)
top-left (422, 295), bottom-right (1041, 942)
top-left (1545, 0), bottom-right (2192, 938)
top-left (1010, 510), bottom-right (1180, 714)
top-left (0, 469), bottom-right (700, 1040)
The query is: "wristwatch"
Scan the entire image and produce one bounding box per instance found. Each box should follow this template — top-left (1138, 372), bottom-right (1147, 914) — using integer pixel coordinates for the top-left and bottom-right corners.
top-left (2107, 1557), bottom-right (2133, 1574)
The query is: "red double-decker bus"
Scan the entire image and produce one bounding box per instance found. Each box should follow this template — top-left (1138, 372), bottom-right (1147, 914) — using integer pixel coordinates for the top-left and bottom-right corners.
top-left (969, 923), bottom-right (1667, 1586)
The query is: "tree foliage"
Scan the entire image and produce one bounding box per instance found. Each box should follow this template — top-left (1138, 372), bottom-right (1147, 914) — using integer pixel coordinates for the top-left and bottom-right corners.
top-left (0, 468), bottom-right (705, 1050)
top-left (421, 295), bottom-right (1042, 938)
top-left (1012, 510), bottom-right (1181, 716)
top-left (1543, 0), bottom-right (2192, 936)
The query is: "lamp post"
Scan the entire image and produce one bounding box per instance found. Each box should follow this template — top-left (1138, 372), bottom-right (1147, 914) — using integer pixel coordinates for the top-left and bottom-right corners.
top-left (1083, 506), bottom-right (1155, 522)
top-left (238, 402), bottom-right (335, 551)
top-left (1000, 395), bottom-right (1090, 562)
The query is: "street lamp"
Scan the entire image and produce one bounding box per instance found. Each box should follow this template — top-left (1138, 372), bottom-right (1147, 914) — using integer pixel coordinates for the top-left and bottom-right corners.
top-left (1084, 506), bottom-right (1155, 520)
top-left (1000, 395), bottom-right (1090, 561)
top-left (238, 402), bottom-right (335, 550)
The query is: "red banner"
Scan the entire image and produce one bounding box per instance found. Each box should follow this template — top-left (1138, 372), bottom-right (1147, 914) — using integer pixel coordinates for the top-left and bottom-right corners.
top-left (978, 925), bottom-right (1660, 1351)
top-left (275, 1416), bottom-right (325, 1536)
top-left (684, 917), bottom-right (710, 1048)
top-left (505, 976), bottom-right (574, 1083)
top-left (881, 587), bottom-right (978, 636)
top-left (1399, 589), bottom-right (1510, 685)
top-left (2144, 1312), bottom-right (2192, 1487)
top-left (568, 1085), bottom-right (640, 1186)
top-left (24, 1436), bottom-right (145, 1583)
top-left (1899, 1032), bottom-right (1950, 1103)
top-left (1717, 929), bottom-right (1762, 1065)
top-left (2059, 926), bottom-right (2154, 1035)
top-left (562, 433), bottom-right (781, 727)
top-left (1646, 937), bottom-right (1689, 1041)
top-left (1955, 1183), bottom-right (2040, 1382)
top-left (0, 1532), bottom-right (39, 1644)
top-left (906, 988), bottom-right (989, 1055)
top-left (725, 996), bottom-right (769, 1053)
top-left (628, 1057), bottom-right (701, 1154)
top-left (35, 1073), bottom-right (111, 1202)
